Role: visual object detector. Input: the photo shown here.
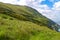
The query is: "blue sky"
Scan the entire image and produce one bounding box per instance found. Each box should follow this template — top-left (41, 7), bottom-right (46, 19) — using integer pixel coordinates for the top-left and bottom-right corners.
top-left (41, 0), bottom-right (54, 8)
top-left (41, 0), bottom-right (60, 8)
top-left (0, 0), bottom-right (60, 24)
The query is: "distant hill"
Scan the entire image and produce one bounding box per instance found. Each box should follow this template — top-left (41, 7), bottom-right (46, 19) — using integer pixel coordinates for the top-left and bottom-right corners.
top-left (0, 2), bottom-right (60, 40)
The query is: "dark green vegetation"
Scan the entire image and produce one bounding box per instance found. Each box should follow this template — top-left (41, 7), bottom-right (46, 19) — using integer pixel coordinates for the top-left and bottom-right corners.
top-left (0, 2), bottom-right (60, 40)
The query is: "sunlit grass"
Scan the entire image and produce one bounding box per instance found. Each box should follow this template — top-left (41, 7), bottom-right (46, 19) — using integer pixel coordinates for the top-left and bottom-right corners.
top-left (0, 2), bottom-right (60, 40)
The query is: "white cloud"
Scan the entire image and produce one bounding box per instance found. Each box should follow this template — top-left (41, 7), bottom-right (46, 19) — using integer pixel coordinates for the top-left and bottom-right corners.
top-left (53, 1), bottom-right (60, 10)
top-left (0, 0), bottom-right (17, 4)
top-left (51, 1), bottom-right (60, 22)
top-left (0, 0), bottom-right (27, 5)
top-left (16, 0), bottom-right (27, 5)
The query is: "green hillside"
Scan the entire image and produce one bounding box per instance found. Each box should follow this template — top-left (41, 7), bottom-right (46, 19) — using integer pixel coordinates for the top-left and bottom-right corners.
top-left (0, 2), bottom-right (60, 40)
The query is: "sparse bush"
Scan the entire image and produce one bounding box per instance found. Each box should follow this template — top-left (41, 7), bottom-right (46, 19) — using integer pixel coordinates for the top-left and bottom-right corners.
top-left (9, 18), bottom-right (13, 20)
top-left (0, 34), bottom-right (15, 40)
top-left (2, 16), bottom-right (7, 19)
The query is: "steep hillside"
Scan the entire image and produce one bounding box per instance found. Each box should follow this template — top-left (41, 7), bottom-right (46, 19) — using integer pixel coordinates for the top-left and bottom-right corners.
top-left (0, 2), bottom-right (60, 40)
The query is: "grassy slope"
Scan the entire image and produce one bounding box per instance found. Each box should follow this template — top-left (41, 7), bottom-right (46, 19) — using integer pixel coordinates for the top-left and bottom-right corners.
top-left (0, 2), bottom-right (60, 40)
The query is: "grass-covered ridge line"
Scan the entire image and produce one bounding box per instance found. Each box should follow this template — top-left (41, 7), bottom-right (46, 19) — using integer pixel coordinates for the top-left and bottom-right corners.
top-left (0, 2), bottom-right (60, 40)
